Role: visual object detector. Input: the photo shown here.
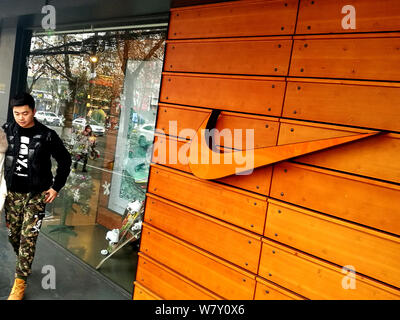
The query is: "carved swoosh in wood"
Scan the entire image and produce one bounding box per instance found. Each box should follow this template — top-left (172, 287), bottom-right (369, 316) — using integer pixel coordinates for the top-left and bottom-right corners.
top-left (189, 110), bottom-right (380, 180)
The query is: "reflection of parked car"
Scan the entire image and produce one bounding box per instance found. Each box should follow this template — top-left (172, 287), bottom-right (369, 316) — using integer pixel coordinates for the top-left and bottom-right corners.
top-left (72, 117), bottom-right (85, 128)
top-left (72, 117), bottom-right (106, 136)
top-left (137, 124), bottom-right (155, 143)
top-left (35, 111), bottom-right (62, 126)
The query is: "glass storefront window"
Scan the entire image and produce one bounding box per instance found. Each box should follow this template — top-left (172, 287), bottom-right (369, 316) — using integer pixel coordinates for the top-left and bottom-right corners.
top-left (26, 27), bottom-right (166, 293)
top-left (109, 59), bottom-right (160, 214)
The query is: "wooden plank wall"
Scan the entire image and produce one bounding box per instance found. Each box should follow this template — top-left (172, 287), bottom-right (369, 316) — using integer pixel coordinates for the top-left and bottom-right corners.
top-left (134, 0), bottom-right (400, 300)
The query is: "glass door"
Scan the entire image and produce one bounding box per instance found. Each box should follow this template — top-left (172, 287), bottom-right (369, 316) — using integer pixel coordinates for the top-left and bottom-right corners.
top-left (27, 26), bottom-right (166, 293)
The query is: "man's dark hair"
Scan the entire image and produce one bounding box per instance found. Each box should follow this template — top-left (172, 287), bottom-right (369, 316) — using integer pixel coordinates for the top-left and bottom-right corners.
top-left (10, 92), bottom-right (35, 110)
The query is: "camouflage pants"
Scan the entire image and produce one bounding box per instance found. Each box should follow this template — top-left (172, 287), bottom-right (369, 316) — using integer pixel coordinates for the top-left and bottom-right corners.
top-left (4, 192), bottom-right (46, 278)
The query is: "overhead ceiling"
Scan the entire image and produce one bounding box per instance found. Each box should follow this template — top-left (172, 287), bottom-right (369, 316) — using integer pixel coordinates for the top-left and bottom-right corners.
top-left (0, 0), bottom-right (234, 31)
top-left (0, 0), bottom-right (171, 29)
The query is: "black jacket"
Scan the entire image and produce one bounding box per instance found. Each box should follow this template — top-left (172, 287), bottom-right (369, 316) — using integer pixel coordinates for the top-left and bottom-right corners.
top-left (2, 119), bottom-right (71, 193)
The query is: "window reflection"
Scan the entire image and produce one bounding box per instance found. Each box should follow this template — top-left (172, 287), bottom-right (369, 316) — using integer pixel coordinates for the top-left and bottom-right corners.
top-left (27, 27), bottom-right (166, 293)
top-left (109, 59), bottom-right (160, 213)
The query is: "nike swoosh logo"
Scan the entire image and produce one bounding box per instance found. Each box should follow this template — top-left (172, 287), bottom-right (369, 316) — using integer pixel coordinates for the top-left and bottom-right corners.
top-left (189, 110), bottom-right (380, 179)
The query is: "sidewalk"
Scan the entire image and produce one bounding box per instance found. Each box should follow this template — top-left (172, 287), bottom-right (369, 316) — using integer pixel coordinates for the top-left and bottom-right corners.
top-left (0, 214), bottom-right (131, 300)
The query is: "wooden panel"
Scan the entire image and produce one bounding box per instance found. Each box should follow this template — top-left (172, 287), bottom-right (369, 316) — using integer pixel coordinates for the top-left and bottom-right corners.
top-left (156, 104), bottom-right (209, 138)
top-left (145, 194), bottom-right (262, 273)
top-left (169, 0), bottom-right (298, 38)
top-left (259, 239), bottom-right (400, 299)
top-left (265, 200), bottom-right (400, 287)
top-left (283, 80), bottom-right (400, 131)
top-left (297, 0), bottom-right (400, 34)
top-left (160, 74), bottom-right (286, 117)
top-left (295, 133), bottom-right (400, 184)
top-left (277, 119), bottom-right (400, 183)
top-left (276, 120), bottom-right (400, 183)
top-left (270, 162), bottom-right (400, 235)
top-left (153, 135), bottom-right (189, 172)
top-left (217, 164), bottom-right (272, 195)
top-left (165, 37), bottom-right (292, 75)
top-left (153, 134), bottom-right (273, 195)
top-left (140, 224), bottom-right (256, 299)
top-left (156, 104), bottom-right (280, 149)
top-left (254, 277), bottom-right (305, 300)
top-left (133, 282), bottom-right (162, 300)
top-left (277, 120), bottom-right (369, 145)
top-left (136, 254), bottom-right (220, 300)
top-left (148, 165), bottom-right (268, 234)
top-left (290, 36), bottom-right (400, 81)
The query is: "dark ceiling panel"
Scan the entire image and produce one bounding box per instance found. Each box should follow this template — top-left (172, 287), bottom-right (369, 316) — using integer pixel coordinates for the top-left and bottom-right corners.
top-left (171, 0), bottom-right (235, 8)
top-left (1, 0), bottom-right (170, 27)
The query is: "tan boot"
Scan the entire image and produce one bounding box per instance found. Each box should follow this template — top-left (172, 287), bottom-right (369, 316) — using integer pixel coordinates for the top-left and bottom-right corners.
top-left (7, 278), bottom-right (27, 300)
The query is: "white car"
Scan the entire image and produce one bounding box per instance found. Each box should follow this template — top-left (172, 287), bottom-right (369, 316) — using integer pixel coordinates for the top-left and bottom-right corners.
top-left (35, 111), bottom-right (62, 126)
top-left (72, 117), bottom-right (86, 128)
top-left (72, 117), bottom-right (106, 136)
top-left (137, 123), bottom-right (155, 144)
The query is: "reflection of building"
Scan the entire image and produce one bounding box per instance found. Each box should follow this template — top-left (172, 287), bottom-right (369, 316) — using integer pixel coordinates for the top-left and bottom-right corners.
top-left (28, 77), bottom-right (69, 115)
top-left (1, 0), bottom-right (400, 301)
top-left (31, 90), bottom-right (53, 110)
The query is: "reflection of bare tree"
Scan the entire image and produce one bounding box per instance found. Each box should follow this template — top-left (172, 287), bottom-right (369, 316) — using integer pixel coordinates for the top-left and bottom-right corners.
top-left (27, 29), bottom-right (166, 133)
top-left (27, 65), bottom-right (46, 93)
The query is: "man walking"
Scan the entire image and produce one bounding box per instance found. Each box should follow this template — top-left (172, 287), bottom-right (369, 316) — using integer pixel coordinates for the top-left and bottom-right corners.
top-left (2, 92), bottom-right (71, 300)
